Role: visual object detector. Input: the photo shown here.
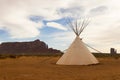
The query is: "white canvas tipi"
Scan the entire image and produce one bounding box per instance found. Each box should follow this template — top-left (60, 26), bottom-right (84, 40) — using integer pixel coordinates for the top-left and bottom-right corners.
top-left (56, 19), bottom-right (99, 65)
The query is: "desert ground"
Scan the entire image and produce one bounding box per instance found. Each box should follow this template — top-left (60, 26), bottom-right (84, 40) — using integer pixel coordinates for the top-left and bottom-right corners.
top-left (0, 56), bottom-right (120, 80)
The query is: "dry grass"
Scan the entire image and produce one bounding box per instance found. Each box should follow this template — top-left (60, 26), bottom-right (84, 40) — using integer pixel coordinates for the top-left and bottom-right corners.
top-left (0, 56), bottom-right (120, 80)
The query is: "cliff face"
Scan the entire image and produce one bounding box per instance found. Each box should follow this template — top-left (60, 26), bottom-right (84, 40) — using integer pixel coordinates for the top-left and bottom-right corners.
top-left (0, 39), bottom-right (62, 55)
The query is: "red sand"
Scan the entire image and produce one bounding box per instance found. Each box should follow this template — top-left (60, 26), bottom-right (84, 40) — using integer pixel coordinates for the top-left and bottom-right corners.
top-left (0, 56), bottom-right (120, 80)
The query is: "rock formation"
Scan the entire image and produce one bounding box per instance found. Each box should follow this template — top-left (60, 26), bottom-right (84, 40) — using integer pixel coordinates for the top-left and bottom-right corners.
top-left (0, 39), bottom-right (62, 55)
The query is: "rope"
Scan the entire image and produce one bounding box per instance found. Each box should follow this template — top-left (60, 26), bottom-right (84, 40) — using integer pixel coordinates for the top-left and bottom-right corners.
top-left (84, 43), bottom-right (103, 53)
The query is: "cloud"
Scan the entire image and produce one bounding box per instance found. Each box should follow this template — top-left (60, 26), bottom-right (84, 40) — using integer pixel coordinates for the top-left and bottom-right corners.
top-left (58, 7), bottom-right (85, 18)
top-left (6, 22), bottom-right (42, 39)
top-left (42, 31), bottom-right (75, 51)
top-left (0, 0), bottom-right (73, 39)
top-left (29, 15), bottom-right (44, 23)
top-left (1, 0), bottom-right (120, 52)
top-left (46, 22), bottom-right (67, 31)
top-left (89, 6), bottom-right (108, 16)
top-left (0, 0), bottom-right (43, 38)
top-left (0, 0), bottom-right (105, 39)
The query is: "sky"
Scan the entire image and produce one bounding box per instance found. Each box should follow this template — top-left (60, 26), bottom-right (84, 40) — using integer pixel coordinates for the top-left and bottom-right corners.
top-left (0, 0), bottom-right (120, 53)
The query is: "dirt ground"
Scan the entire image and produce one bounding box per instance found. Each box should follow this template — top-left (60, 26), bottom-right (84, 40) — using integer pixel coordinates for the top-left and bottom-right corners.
top-left (0, 56), bottom-right (120, 80)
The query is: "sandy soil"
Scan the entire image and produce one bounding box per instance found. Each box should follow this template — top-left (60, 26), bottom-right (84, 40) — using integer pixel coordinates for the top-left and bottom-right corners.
top-left (0, 56), bottom-right (120, 80)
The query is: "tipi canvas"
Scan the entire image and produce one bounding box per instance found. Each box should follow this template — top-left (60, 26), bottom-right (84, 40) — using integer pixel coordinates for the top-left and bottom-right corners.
top-left (56, 18), bottom-right (99, 65)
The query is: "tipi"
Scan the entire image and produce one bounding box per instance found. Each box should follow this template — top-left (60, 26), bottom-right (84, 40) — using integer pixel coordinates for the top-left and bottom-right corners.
top-left (56, 18), bottom-right (99, 65)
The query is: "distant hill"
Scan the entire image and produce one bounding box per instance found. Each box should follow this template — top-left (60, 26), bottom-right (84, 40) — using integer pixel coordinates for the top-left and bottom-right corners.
top-left (0, 39), bottom-right (62, 55)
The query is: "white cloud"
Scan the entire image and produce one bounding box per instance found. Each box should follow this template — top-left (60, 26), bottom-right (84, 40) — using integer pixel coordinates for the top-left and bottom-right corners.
top-left (0, 0), bottom-right (72, 39)
top-left (46, 22), bottom-right (67, 31)
top-left (42, 31), bottom-right (75, 51)
top-left (0, 0), bottom-right (120, 52)
top-left (0, 0), bottom-right (44, 38)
